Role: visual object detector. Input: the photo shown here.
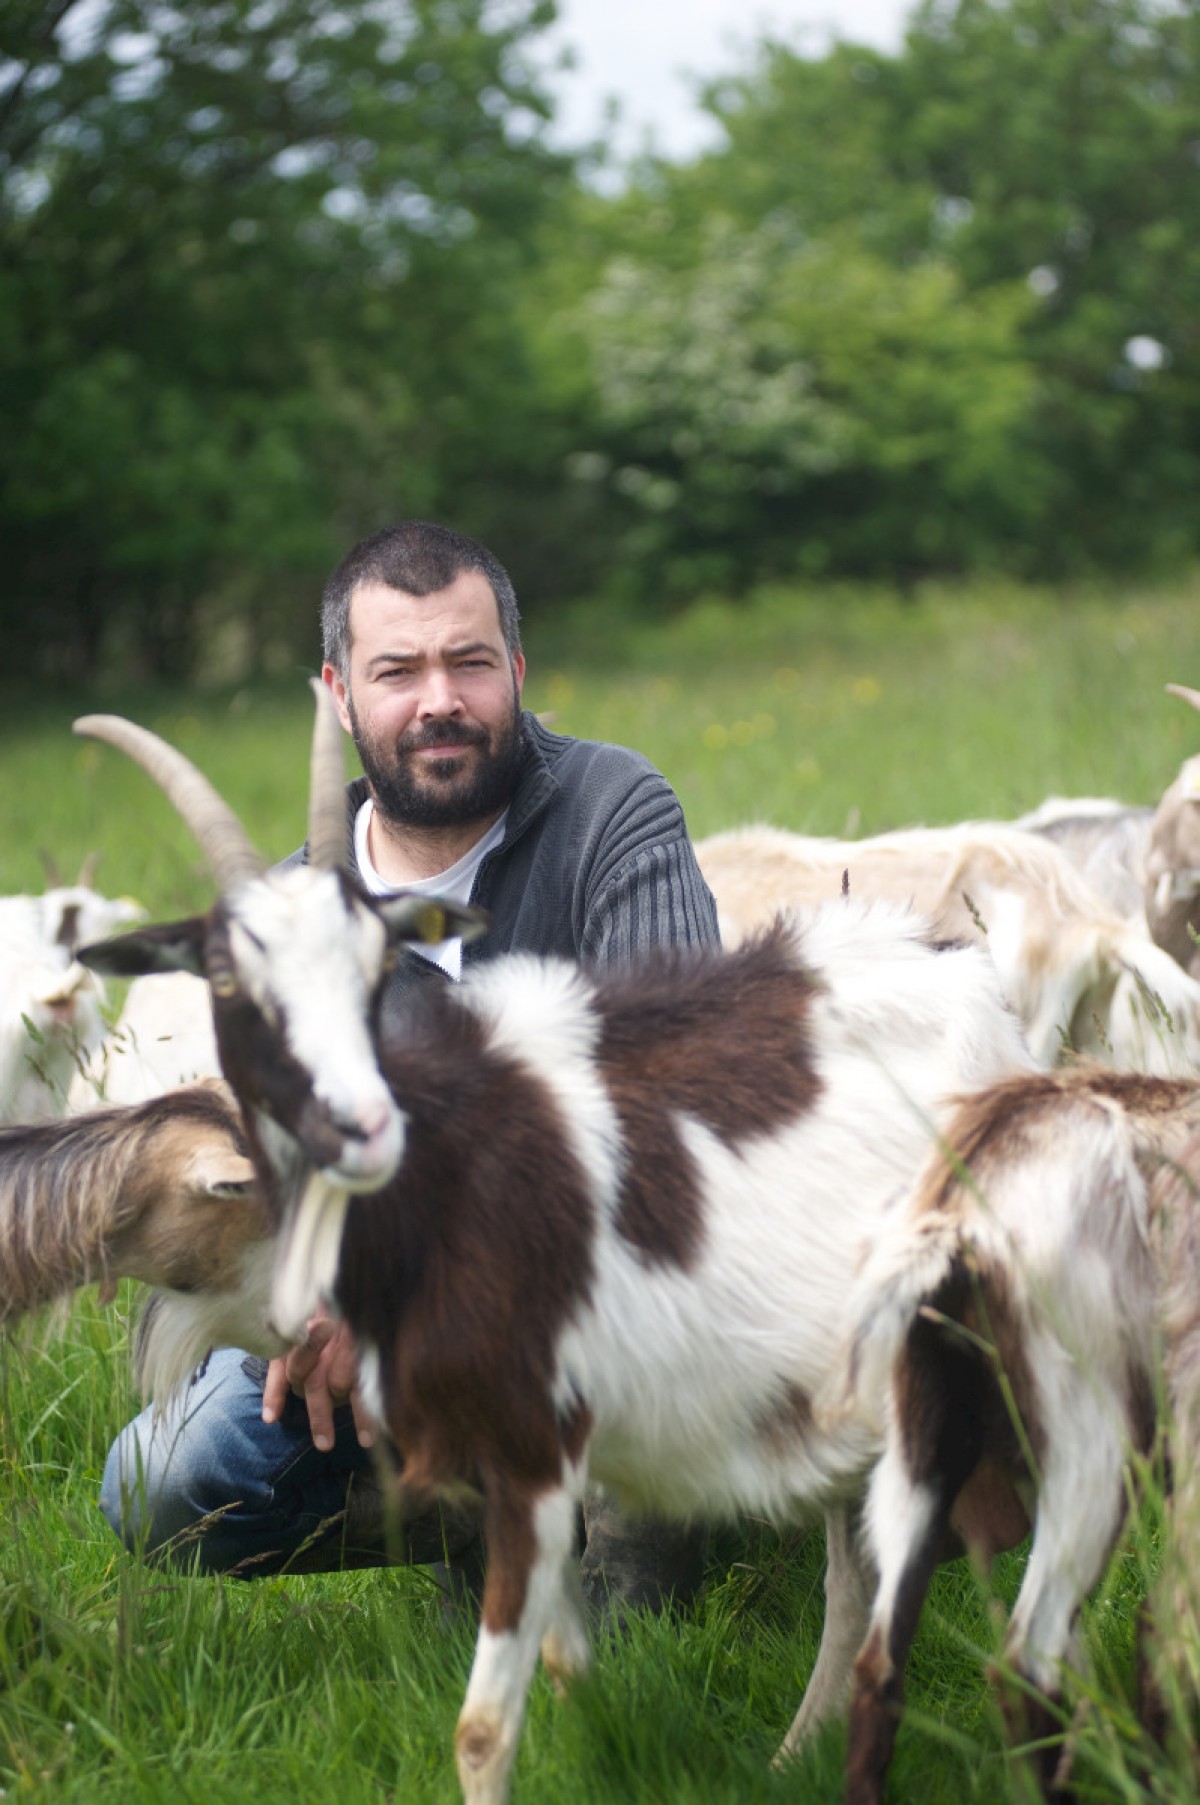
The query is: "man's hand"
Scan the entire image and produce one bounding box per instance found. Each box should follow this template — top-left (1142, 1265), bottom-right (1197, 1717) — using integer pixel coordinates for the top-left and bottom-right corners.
top-left (262, 1310), bottom-right (376, 1452)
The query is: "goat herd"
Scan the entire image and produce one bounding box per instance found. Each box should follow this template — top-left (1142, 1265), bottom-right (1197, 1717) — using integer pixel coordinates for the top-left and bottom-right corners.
top-left (3, 681), bottom-right (1200, 1804)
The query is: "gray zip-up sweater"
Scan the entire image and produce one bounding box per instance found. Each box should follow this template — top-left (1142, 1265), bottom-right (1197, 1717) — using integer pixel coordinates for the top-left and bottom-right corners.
top-left (298, 712), bottom-right (720, 1017)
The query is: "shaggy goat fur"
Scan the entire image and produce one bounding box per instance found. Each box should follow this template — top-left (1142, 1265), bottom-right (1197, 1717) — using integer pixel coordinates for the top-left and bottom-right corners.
top-left (836, 1065), bottom-right (1200, 1803)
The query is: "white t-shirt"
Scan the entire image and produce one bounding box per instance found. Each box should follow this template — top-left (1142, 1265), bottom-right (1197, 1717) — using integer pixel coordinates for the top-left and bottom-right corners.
top-left (353, 800), bottom-right (507, 980)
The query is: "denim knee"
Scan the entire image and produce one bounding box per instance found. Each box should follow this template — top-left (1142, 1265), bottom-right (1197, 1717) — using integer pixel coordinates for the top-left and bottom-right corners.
top-left (100, 1346), bottom-right (375, 1575)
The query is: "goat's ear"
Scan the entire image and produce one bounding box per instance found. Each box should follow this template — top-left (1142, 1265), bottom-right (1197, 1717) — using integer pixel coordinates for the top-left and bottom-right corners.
top-left (200, 1164), bottom-right (258, 1198)
top-left (78, 917), bottom-right (209, 978)
top-left (377, 895), bottom-right (490, 947)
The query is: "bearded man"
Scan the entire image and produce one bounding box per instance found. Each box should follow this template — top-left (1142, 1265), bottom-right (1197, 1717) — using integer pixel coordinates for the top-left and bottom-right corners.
top-left (101, 520), bottom-right (720, 1620)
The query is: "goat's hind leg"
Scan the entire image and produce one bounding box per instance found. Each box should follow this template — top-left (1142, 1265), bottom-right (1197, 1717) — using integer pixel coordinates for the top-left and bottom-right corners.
top-left (999, 1412), bottom-right (1129, 1794)
top-left (455, 1478), bottom-right (583, 1805)
top-left (844, 1442), bottom-right (959, 1805)
top-left (775, 1503), bottom-right (874, 1765)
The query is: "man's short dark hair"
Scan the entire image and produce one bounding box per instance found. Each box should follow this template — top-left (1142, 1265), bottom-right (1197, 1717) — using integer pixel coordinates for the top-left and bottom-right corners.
top-left (321, 521), bottom-right (522, 677)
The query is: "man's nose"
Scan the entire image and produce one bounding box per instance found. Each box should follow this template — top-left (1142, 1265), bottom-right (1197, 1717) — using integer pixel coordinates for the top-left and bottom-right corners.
top-left (415, 668), bottom-right (464, 717)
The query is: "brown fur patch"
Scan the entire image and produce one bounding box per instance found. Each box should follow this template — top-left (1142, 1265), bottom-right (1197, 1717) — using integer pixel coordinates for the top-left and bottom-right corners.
top-left (337, 991), bottom-right (595, 1507)
top-left (479, 1482), bottom-right (540, 1635)
top-left (915, 1065), bottom-right (1198, 1227)
top-left (948, 1457), bottom-right (1030, 1560)
top-left (754, 1381), bottom-right (815, 1455)
top-left (595, 927), bottom-right (820, 1265)
top-left (846, 1632), bottom-right (902, 1805)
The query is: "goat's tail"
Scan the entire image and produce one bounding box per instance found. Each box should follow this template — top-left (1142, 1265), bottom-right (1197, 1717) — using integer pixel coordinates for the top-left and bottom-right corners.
top-left (819, 1195), bottom-right (966, 1430)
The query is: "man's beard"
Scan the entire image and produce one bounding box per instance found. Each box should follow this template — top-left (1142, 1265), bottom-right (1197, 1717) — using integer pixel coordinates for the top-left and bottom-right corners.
top-left (347, 687), bottom-right (524, 829)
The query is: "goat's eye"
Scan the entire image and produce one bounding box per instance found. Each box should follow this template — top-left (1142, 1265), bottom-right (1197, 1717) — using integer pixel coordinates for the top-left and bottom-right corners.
top-left (210, 967), bottom-right (239, 999)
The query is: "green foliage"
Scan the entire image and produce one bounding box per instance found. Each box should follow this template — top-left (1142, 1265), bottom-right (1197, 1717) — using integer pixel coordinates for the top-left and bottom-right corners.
top-left (5, 0), bottom-right (1200, 666)
top-left (0, 0), bottom-right (570, 679)
top-left (532, 0), bottom-right (1200, 600)
top-left (572, 221), bottom-right (1038, 596)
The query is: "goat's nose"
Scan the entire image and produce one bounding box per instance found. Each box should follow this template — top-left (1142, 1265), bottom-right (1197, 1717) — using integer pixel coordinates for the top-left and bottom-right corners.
top-left (335, 1098), bottom-right (393, 1145)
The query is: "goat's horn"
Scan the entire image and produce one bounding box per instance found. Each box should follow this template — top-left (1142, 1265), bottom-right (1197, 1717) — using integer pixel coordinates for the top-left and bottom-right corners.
top-left (1167, 683), bottom-right (1200, 714)
top-left (306, 678), bottom-right (349, 870)
top-left (73, 715), bottom-right (266, 891)
top-left (38, 847), bottom-right (62, 887)
top-left (75, 850), bottom-right (101, 889)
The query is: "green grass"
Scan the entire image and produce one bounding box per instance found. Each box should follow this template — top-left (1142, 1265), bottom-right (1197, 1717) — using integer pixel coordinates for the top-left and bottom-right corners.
top-left (3, 571), bottom-right (1200, 1800)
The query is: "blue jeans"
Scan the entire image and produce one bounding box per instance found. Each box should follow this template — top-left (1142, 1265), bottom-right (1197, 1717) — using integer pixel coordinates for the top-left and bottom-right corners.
top-left (100, 1349), bottom-right (707, 1604)
top-left (99, 1347), bottom-right (476, 1576)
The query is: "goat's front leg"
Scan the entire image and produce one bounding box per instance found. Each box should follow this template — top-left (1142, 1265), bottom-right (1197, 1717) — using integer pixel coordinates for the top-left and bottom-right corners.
top-left (775, 1503), bottom-right (874, 1764)
top-left (455, 1477), bottom-right (582, 1805)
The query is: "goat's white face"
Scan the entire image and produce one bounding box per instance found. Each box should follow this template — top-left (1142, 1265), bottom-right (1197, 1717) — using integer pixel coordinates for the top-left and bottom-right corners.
top-left (79, 865), bottom-right (482, 1194)
top-left (72, 684), bottom-right (486, 1196)
top-left (217, 866), bottom-right (405, 1192)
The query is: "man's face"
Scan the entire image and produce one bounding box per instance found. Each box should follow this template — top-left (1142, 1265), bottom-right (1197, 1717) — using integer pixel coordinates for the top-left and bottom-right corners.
top-left (324, 573), bottom-right (526, 830)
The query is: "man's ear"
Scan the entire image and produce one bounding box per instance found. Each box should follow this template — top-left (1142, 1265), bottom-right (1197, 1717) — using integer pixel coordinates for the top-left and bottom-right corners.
top-left (322, 664), bottom-right (354, 737)
top-left (78, 917), bottom-right (209, 978)
top-left (377, 895), bottom-right (490, 947)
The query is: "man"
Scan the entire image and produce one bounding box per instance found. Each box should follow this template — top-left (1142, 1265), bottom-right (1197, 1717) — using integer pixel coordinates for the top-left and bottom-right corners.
top-left (101, 520), bottom-right (720, 1617)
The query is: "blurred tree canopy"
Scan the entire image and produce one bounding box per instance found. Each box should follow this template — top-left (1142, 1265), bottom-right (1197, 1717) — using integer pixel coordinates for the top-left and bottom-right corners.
top-left (0, 0), bottom-right (570, 677)
top-left (558, 0), bottom-right (1200, 596)
top-left (3, 0), bottom-right (1200, 676)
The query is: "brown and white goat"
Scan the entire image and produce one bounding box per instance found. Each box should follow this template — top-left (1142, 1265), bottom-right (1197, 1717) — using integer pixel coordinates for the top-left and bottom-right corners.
top-left (0, 1083), bottom-right (279, 1398)
top-left (74, 683), bottom-right (1038, 1805)
top-left (696, 820), bottom-right (1200, 1074)
top-left (1019, 682), bottom-right (1200, 977)
top-left (835, 1065), bottom-right (1200, 1803)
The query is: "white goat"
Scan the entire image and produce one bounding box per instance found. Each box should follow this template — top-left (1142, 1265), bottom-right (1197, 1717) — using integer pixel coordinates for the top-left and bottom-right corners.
top-left (696, 820), bottom-right (1200, 1073)
top-left (0, 882), bottom-right (145, 1121)
top-left (835, 1065), bottom-right (1200, 1803)
top-left (73, 684), bottom-right (1039, 1805)
top-left (68, 971), bottom-right (219, 1110)
top-left (1019, 682), bottom-right (1200, 975)
top-left (0, 1083), bottom-right (279, 1399)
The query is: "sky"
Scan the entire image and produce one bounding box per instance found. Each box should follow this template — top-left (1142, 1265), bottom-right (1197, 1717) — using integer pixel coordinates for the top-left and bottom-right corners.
top-left (539, 0), bottom-right (916, 163)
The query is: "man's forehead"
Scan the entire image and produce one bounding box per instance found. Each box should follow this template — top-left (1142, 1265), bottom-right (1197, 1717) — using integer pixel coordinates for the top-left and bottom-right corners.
top-left (348, 573), bottom-right (503, 649)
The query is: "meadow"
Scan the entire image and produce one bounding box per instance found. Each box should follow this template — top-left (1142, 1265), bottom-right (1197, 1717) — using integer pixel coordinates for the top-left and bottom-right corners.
top-left (2, 573), bottom-right (1200, 1803)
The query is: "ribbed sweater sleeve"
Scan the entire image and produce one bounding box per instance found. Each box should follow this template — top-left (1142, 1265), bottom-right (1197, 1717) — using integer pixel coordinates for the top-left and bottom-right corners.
top-left (579, 774), bottom-right (720, 965)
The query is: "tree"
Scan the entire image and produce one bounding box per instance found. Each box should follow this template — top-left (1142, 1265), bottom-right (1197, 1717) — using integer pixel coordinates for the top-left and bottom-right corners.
top-left (538, 0), bottom-right (1200, 592)
top-left (568, 218), bottom-right (1037, 595)
top-left (901, 0), bottom-right (1200, 570)
top-left (0, 0), bottom-right (568, 678)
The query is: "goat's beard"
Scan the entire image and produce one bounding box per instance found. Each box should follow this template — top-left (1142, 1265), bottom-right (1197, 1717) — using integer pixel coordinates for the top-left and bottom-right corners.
top-left (347, 684), bottom-right (524, 830)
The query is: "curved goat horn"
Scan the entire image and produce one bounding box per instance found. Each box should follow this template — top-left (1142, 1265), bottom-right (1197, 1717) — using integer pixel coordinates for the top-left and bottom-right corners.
top-left (1167, 683), bottom-right (1200, 714)
top-left (306, 677), bottom-right (350, 871)
top-left (75, 850), bottom-right (101, 890)
top-left (73, 715), bottom-right (266, 892)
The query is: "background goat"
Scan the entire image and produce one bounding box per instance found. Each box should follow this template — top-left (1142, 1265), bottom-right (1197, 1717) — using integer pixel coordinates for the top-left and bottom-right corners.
top-left (0, 878), bottom-right (144, 1122)
top-left (74, 683), bottom-right (1038, 1805)
top-left (696, 820), bottom-right (1200, 1073)
top-left (835, 1065), bottom-right (1200, 1803)
top-left (1018, 682), bottom-right (1200, 977)
top-left (68, 971), bottom-right (219, 1110)
top-left (0, 1082), bottom-right (278, 1399)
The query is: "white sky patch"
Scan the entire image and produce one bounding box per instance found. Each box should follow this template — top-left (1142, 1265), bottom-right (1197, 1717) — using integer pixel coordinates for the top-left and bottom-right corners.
top-left (538, 0), bottom-right (913, 162)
